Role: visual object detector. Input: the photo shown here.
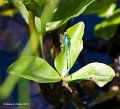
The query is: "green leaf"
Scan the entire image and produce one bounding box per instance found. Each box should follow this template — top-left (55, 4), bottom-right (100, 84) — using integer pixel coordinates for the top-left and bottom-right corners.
top-left (54, 22), bottom-right (84, 77)
top-left (21, 0), bottom-right (49, 7)
top-left (21, 0), bottom-right (39, 10)
top-left (9, 0), bottom-right (28, 22)
top-left (9, 0), bottom-right (94, 31)
top-left (51, 0), bottom-right (95, 21)
top-left (94, 90), bottom-right (120, 105)
top-left (46, 0), bottom-right (95, 31)
top-left (83, 0), bottom-right (116, 15)
top-left (35, 0), bottom-right (49, 5)
top-left (94, 9), bottom-right (120, 40)
top-left (98, 3), bottom-right (116, 18)
top-left (0, 0), bottom-right (9, 6)
top-left (8, 56), bottom-right (61, 83)
top-left (64, 62), bottom-right (115, 87)
top-left (21, 0), bottom-right (49, 10)
top-left (0, 9), bottom-right (17, 17)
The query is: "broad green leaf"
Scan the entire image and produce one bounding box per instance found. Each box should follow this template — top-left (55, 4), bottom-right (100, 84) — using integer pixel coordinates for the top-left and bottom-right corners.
top-left (9, 0), bottom-right (95, 31)
top-left (83, 0), bottom-right (116, 15)
top-left (54, 22), bottom-right (84, 77)
top-left (94, 9), bottom-right (120, 40)
top-left (64, 63), bottom-right (115, 87)
top-left (8, 56), bottom-right (61, 83)
top-left (46, 0), bottom-right (95, 31)
top-left (51, 0), bottom-right (95, 21)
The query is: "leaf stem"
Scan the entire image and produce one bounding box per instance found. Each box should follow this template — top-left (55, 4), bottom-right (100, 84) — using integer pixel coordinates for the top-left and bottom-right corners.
top-left (28, 11), bottom-right (39, 56)
top-left (39, 34), bottom-right (45, 59)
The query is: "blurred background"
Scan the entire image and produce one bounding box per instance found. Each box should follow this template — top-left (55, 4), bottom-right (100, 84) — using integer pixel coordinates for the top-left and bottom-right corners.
top-left (0, 0), bottom-right (120, 109)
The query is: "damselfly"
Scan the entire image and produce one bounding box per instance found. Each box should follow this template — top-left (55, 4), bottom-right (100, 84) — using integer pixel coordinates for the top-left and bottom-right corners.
top-left (64, 34), bottom-right (71, 71)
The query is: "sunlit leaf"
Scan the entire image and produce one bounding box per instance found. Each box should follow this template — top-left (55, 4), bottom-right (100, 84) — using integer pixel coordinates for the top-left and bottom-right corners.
top-left (10, 0), bottom-right (94, 31)
top-left (46, 0), bottom-right (95, 31)
top-left (0, 0), bottom-right (8, 6)
top-left (54, 22), bottom-right (84, 77)
top-left (64, 62), bottom-right (115, 87)
top-left (8, 56), bottom-right (61, 83)
top-left (0, 9), bottom-right (17, 16)
top-left (9, 0), bottom-right (28, 22)
top-left (99, 3), bottom-right (116, 18)
top-left (94, 9), bottom-right (120, 40)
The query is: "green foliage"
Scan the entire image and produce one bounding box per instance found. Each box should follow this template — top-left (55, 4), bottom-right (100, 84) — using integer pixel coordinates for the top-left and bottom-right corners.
top-left (94, 90), bottom-right (120, 105)
top-left (35, 0), bottom-right (49, 5)
top-left (8, 22), bottom-right (115, 87)
top-left (0, 0), bottom-right (8, 6)
top-left (83, 0), bottom-right (120, 40)
top-left (44, 0), bottom-right (95, 31)
top-left (0, 0), bottom-right (17, 17)
top-left (0, 75), bottom-right (19, 100)
top-left (21, 0), bottom-right (49, 8)
top-left (83, 0), bottom-right (116, 15)
top-left (10, 0), bottom-right (28, 21)
top-left (2, 0), bottom-right (118, 107)
top-left (8, 56), bottom-right (61, 83)
top-left (21, 0), bottom-right (39, 10)
top-left (99, 3), bottom-right (116, 18)
top-left (0, 9), bottom-right (17, 16)
top-left (9, 0), bottom-right (95, 32)
top-left (64, 62), bottom-right (115, 87)
top-left (95, 9), bottom-right (120, 40)
top-left (55, 22), bottom-right (84, 77)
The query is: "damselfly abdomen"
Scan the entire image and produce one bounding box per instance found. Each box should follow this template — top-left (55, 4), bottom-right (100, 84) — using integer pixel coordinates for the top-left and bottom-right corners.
top-left (64, 34), bottom-right (71, 71)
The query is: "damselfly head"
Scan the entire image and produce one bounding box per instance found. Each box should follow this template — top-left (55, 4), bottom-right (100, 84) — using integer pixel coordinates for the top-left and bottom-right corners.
top-left (60, 32), bottom-right (70, 50)
top-left (64, 34), bottom-right (70, 41)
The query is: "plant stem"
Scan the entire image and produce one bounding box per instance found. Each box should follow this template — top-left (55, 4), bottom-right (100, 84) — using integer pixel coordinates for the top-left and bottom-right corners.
top-left (39, 34), bottom-right (45, 59)
top-left (18, 79), bottom-right (31, 109)
top-left (28, 11), bottom-right (39, 56)
top-left (28, 11), bottom-right (45, 59)
top-left (0, 75), bottom-right (19, 100)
